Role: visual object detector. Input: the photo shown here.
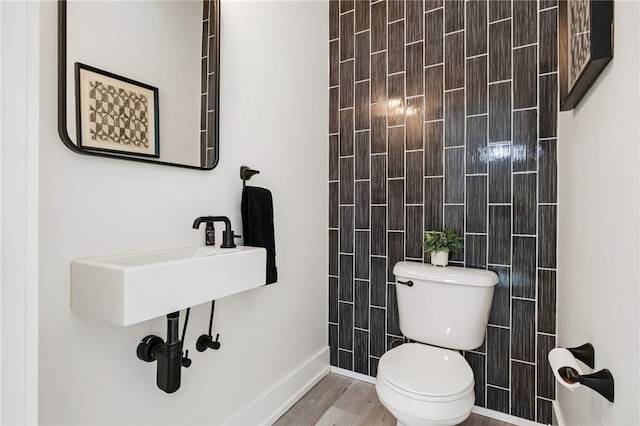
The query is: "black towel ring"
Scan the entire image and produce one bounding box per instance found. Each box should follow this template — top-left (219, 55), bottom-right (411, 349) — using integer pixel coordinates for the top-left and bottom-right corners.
top-left (240, 166), bottom-right (260, 188)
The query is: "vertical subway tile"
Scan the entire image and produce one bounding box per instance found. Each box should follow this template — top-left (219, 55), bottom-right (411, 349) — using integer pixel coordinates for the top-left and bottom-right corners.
top-left (355, 131), bottom-right (370, 180)
top-left (330, 40), bottom-right (339, 86)
top-left (340, 109), bottom-right (354, 155)
top-left (466, 0), bottom-right (488, 56)
top-left (371, 52), bottom-right (387, 103)
top-left (339, 254), bottom-right (354, 301)
top-left (425, 65), bottom-right (444, 120)
top-left (466, 56), bottom-right (488, 115)
top-left (329, 230), bottom-right (339, 276)
top-left (371, 1), bottom-right (387, 52)
top-left (537, 333), bottom-right (556, 400)
top-left (511, 361), bottom-right (536, 421)
top-left (406, 0), bottom-right (423, 43)
top-left (465, 352), bottom-right (486, 407)
top-left (406, 206), bottom-right (423, 258)
top-left (355, 181), bottom-right (370, 229)
top-left (425, 0), bottom-right (443, 12)
top-left (445, 33), bottom-right (464, 90)
top-left (355, 81), bottom-right (370, 130)
top-left (388, 21), bottom-right (405, 74)
top-left (329, 87), bottom-right (339, 133)
top-left (340, 206), bottom-right (354, 253)
top-left (329, 182), bottom-right (339, 228)
top-left (388, 179), bottom-right (405, 230)
top-left (538, 269), bottom-right (557, 334)
top-left (386, 284), bottom-right (402, 335)
top-left (388, 127), bottom-right (405, 178)
top-left (339, 157), bottom-right (355, 204)
top-left (513, 0), bottom-right (537, 47)
top-left (371, 206), bottom-right (387, 255)
top-left (537, 398), bottom-right (554, 425)
top-left (445, 147), bottom-right (464, 203)
top-left (338, 349), bottom-right (353, 370)
top-left (406, 97), bottom-right (424, 150)
top-left (387, 0), bottom-right (404, 21)
top-left (406, 151), bottom-right (423, 204)
top-left (488, 266), bottom-right (510, 326)
top-left (424, 178), bottom-right (444, 231)
top-left (355, 232), bottom-right (370, 279)
top-left (355, 32), bottom-right (371, 81)
top-left (424, 9), bottom-right (444, 66)
top-left (489, 20), bottom-right (512, 82)
top-left (513, 173), bottom-right (536, 235)
top-left (371, 155), bottom-right (387, 204)
top-left (371, 103), bottom-right (387, 153)
top-left (539, 205), bottom-right (557, 268)
top-left (444, 0), bottom-right (465, 33)
top-left (444, 205), bottom-right (464, 262)
top-left (487, 326), bottom-right (510, 388)
top-left (388, 75), bottom-right (405, 127)
top-left (329, 135), bottom-right (339, 181)
top-left (466, 234), bottom-right (487, 268)
top-left (354, 0), bottom-right (370, 32)
top-left (329, 277), bottom-right (338, 323)
top-left (329, 323), bottom-right (338, 366)
top-left (354, 329), bottom-right (369, 375)
top-left (488, 143), bottom-right (511, 203)
top-left (340, 0), bottom-right (354, 13)
top-left (488, 0), bottom-right (511, 22)
top-left (512, 237), bottom-right (536, 298)
top-left (466, 115), bottom-right (488, 174)
top-left (338, 301), bottom-right (353, 350)
top-left (489, 82), bottom-right (511, 142)
top-left (387, 233), bottom-right (404, 282)
top-left (512, 299), bottom-right (535, 362)
top-left (488, 205), bottom-right (511, 265)
top-left (513, 46), bottom-right (537, 109)
top-left (540, 0), bottom-right (558, 8)
top-left (406, 43), bottom-right (424, 96)
top-left (513, 109), bottom-right (538, 172)
top-left (540, 8), bottom-right (558, 74)
top-left (329, 1), bottom-right (339, 39)
top-left (370, 307), bottom-right (386, 357)
top-left (445, 89), bottom-right (465, 147)
top-left (369, 357), bottom-right (379, 377)
top-left (540, 73), bottom-right (558, 138)
top-left (354, 280), bottom-right (370, 328)
top-left (340, 59), bottom-right (354, 108)
top-left (487, 386), bottom-right (510, 414)
top-left (466, 176), bottom-right (488, 233)
top-left (340, 11), bottom-right (354, 60)
top-left (371, 256), bottom-right (386, 307)
top-left (539, 139), bottom-right (557, 203)
top-left (424, 121), bottom-right (443, 176)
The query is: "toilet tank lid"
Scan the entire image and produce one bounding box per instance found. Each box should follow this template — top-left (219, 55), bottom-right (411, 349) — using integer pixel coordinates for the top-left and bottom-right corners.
top-left (393, 261), bottom-right (499, 287)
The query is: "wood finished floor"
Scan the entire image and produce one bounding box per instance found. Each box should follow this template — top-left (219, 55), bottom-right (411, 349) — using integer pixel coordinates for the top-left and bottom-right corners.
top-left (273, 373), bottom-right (515, 426)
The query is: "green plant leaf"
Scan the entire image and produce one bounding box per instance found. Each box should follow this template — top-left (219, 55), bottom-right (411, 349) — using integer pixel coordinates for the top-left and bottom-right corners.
top-left (423, 228), bottom-right (463, 253)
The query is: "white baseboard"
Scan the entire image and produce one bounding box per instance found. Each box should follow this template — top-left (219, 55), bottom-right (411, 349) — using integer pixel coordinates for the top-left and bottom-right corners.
top-left (330, 366), bottom-right (376, 384)
top-left (224, 347), bottom-right (330, 426)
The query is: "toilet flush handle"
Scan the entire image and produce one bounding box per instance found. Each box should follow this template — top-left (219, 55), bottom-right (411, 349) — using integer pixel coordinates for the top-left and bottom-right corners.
top-left (397, 280), bottom-right (414, 287)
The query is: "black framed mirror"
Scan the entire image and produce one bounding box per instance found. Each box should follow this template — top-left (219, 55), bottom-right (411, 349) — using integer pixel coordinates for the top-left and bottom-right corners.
top-left (58, 0), bottom-right (220, 170)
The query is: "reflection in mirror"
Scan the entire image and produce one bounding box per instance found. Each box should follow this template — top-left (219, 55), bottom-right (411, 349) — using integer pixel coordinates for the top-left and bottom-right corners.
top-left (58, 0), bottom-right (219, 170)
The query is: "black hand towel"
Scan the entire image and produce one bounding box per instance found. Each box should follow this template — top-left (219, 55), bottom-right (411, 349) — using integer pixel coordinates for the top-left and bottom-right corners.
top-left (241, 186), bottom-right (277, 284)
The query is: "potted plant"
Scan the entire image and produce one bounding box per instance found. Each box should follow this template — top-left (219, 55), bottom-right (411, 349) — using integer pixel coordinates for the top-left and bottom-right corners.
top-left (423, 228), bottom-right (463, 267)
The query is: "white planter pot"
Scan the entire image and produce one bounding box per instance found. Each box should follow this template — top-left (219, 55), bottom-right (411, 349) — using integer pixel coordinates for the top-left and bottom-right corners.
top-left (430, 251), bottom-right (449, 267)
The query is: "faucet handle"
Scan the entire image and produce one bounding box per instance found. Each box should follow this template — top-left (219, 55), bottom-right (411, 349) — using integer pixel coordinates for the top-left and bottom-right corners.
top-left (220, 230), bottom-right (237, 248)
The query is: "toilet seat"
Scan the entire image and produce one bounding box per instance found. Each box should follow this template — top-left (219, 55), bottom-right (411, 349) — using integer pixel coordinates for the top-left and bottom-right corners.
top-left (377, 343), bottom-right (474, 401)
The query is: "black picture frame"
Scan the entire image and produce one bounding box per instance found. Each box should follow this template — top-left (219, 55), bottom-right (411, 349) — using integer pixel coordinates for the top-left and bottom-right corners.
top-left (75, 63), bottom-right (160, 158)
top-left (559, 0), bottom-right (614, 111)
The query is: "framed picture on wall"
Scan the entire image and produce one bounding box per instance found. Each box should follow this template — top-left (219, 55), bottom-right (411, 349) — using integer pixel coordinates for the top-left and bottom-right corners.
top-left (75, 63), bottom-right (160, 157)
top-left (558, 0), bottom-right (614, 111)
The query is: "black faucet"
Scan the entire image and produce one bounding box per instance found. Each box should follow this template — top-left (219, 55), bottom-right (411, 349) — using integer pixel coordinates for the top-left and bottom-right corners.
top-left (192, 216), bottom-right (237, 248)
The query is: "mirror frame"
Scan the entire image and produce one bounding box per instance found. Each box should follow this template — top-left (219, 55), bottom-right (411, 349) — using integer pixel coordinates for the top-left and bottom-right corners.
top-left (57, 0), bottom-right (220, 170)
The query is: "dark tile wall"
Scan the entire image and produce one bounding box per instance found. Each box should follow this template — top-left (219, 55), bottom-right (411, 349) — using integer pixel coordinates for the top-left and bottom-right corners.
top-left (328, 1), bottom-right (557, 423)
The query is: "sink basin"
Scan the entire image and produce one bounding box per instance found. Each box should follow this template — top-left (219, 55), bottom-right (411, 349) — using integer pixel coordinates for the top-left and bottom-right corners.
top-left (71, 245), bottom-right (266, 326)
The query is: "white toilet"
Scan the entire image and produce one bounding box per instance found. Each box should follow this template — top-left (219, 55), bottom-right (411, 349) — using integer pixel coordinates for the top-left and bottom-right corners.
top-left (375, 261), bottom-right (499, 426)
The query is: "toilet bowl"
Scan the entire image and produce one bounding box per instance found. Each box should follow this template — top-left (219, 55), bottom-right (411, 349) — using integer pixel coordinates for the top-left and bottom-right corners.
top-left (376, 343), bottom-right (475, 426)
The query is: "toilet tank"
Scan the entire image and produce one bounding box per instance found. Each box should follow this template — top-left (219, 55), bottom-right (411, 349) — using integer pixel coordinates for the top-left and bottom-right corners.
top-left (393, 261), bottom-right (499, 351)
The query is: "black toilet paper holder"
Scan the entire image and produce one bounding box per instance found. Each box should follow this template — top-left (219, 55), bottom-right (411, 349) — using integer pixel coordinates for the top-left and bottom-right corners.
top-left (561, 343), bottom-right (615, 403)
top-left (567, 343), bottom-right (595, 368)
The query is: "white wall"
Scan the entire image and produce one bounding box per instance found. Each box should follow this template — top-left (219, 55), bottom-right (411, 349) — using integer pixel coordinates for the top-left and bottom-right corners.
top-left (557, 2), bottom-right (640, 425)
top-left (38, 1), bottom-right (328, 424)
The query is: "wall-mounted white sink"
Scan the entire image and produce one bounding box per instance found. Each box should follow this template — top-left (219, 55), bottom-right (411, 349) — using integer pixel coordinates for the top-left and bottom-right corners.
top-left (71, 245), bottom-right (266, 326)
